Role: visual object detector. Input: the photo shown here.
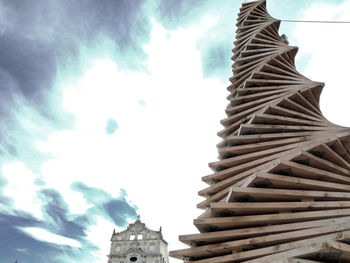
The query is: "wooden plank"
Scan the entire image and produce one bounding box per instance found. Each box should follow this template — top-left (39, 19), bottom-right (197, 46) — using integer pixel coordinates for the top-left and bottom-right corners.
top-left (226, 93), bottom-right (290, 115)
top-left (209, 201), bottom-right (350, 217)
top-left (244, 78), bottom-right (307, 88)
top-left (179, 217), bottom-right (350, 245)
top-left (293, 92), bottom-right (321, 115)
top-left (239, 123), bottom-right (336, 135)
top-left (310, 144), bottom-right (350, 170)
top-left (261, 63), bottom-right (302, 79)
top-left (284, 259), bottom-right (323, 263)
top-left (236, 85), bottom-right (298, 96)
top-left (329, 240), bottom-right (350, 253)
top-left (186, 231), bottom-right (349, 263)
top-left (202, 148), bottom-right (287, 184)
top-left (218, 136), bottom-right (309, 157)
top-left (250, 172), bottom-right (350, 192)
top-left (292, 151), bottom-right (350, 177)
top-left (226, 131), bottom-right (329, 144)
top-left (302, 89), bottom-right (320, 110)
top-left (170, 222), bottom-right (350, 259)
top-left (279, 98), bottom-right (322, 119)
top-left (248, 239), bottom-right (350, 263)
top-left (245, 244), bottom-right (326, 263)
top-left (194, 208), bottom-right (350, 231)
top-left (218, 113), bottom-right (251, 138)
top-left (220, 98), bottom-right (272, 126)
top-left (224, 186), bottom-right (350, 203)
top-left (330, 139), bottom-right (350, 163)
top-left (209, 141), bottom-right (307, 171)
top-left (271, 160), bottom-right (350, 185)
top-left (268, 105), bottom-right (325, 122)
top-left (253, 71), bottom-right (302, 81)
top-left (251, 113), bottom-right (326, 127)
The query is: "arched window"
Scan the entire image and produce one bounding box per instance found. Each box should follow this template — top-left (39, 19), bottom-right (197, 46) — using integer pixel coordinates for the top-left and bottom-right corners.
top-left (130, 256), bottom-right (137, 261)
top-left (129, 234), bottom-right (135, 240)
top-left (137, 234), bottom-right (143, 240)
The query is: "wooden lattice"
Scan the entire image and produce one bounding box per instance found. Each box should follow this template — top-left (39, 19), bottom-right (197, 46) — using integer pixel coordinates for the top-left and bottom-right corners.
top-left (170, 0), bottom-right (350, 262)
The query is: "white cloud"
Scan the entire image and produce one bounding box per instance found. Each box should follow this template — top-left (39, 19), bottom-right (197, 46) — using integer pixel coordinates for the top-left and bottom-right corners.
top-left (1, 162), bottom-right (42, 219)
top-left (21, 227), bottom-right (81, 248)
top-left (85, 216), bottom-right (124, 260)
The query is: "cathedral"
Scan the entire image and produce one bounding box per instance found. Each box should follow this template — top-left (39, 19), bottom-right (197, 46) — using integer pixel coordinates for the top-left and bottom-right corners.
top-left (107, 220), bottom-right (169, 263)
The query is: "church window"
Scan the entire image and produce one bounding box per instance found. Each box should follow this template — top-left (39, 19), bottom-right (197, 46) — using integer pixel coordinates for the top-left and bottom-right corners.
top-left (137, 234), bottom-right (143, 240)
top-left (130, 235), bottom-right (135, 240)
top-left (130, 256), bottom-right (138, 261)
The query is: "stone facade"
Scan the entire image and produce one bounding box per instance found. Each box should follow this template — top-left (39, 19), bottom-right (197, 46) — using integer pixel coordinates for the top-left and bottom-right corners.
top-left (107, 220), bottom-right (169, 263)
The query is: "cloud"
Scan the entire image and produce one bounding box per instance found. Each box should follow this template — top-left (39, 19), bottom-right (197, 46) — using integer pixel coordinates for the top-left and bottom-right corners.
top-left (138, 100), bottom-right (146, 106)
top-left (196, 20), bottom-right (234, 79)
top-left (71, 182), bottom-right (138, 227)
top-left (0, 211), bottom-right (61, 263)
top-left (39, 188), bottom-right (87, 239)
top-left (1, 162), bottom-right (42, 218)
top-left (0, 0), bottom-right (153, 174)
top-left (106, 118), bottom-right (119, 135)
top-left (0, 162), bottom-right (137, 263)
top-left (154, 0), bottom-right (240, 79)
top-left (22, 227), bottom-right (81, 248)
top-left (155, 0), bottom-right (211, 29)
top-left (0, 0), bottom-right (238, 176)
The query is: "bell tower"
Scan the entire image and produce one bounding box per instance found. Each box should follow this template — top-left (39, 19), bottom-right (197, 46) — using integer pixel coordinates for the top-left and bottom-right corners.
top-left (107, 220), bottom-right (169, 263)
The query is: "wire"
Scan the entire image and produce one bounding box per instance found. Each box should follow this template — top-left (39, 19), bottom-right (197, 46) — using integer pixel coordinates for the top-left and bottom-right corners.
top-left (281, 19), bottom-right (350, 24)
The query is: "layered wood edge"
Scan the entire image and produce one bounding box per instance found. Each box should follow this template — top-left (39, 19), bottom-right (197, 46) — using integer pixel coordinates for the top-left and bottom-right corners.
top-left (170, 0), bottom-right (350, 262)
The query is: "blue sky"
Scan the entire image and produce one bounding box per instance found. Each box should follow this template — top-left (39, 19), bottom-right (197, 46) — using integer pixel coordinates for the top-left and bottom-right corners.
top-left (1, 0), bottom-right (350, 262)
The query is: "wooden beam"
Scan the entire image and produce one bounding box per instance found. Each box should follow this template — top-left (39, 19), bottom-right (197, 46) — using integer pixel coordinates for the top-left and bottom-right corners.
top-left (186, 231), bottom-right (350, 263)
top-left (179, 216), bottom-right (350, 245)
top-left (194, 209), bottom-right (350, 231)
top-left (209, 201), bottom-right (350, 216)
top-left (171, 222), bottom-right (350, 259)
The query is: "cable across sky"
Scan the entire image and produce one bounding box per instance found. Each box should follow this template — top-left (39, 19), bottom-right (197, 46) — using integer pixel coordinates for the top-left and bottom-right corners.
top-left (281, 19), bottom-right (350, 23)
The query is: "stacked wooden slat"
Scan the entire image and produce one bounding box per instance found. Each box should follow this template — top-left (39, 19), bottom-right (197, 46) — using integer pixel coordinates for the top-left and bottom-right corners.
top-left (170, 0), bottom-right (350, 262)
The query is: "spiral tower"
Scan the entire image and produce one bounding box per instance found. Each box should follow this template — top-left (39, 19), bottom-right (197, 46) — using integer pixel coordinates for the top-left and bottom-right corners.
top-left (170, 0), bottom-right (350, 262)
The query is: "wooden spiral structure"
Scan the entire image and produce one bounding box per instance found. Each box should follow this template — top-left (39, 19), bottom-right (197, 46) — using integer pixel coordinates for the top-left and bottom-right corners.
top-left (170, 0), bottom-right (350, 262)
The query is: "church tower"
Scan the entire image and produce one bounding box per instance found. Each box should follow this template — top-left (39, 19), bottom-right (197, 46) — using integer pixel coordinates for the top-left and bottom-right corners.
top-left (107, 220), bottom-right (169, 263)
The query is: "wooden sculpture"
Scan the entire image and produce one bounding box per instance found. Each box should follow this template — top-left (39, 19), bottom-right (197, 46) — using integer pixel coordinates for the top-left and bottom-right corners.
top-left (170, 0), bottom-right (350, 262)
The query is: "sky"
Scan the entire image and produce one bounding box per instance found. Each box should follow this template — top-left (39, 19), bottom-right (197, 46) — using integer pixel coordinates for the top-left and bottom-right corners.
top-left (1, 0), bottom-right (350, 262)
